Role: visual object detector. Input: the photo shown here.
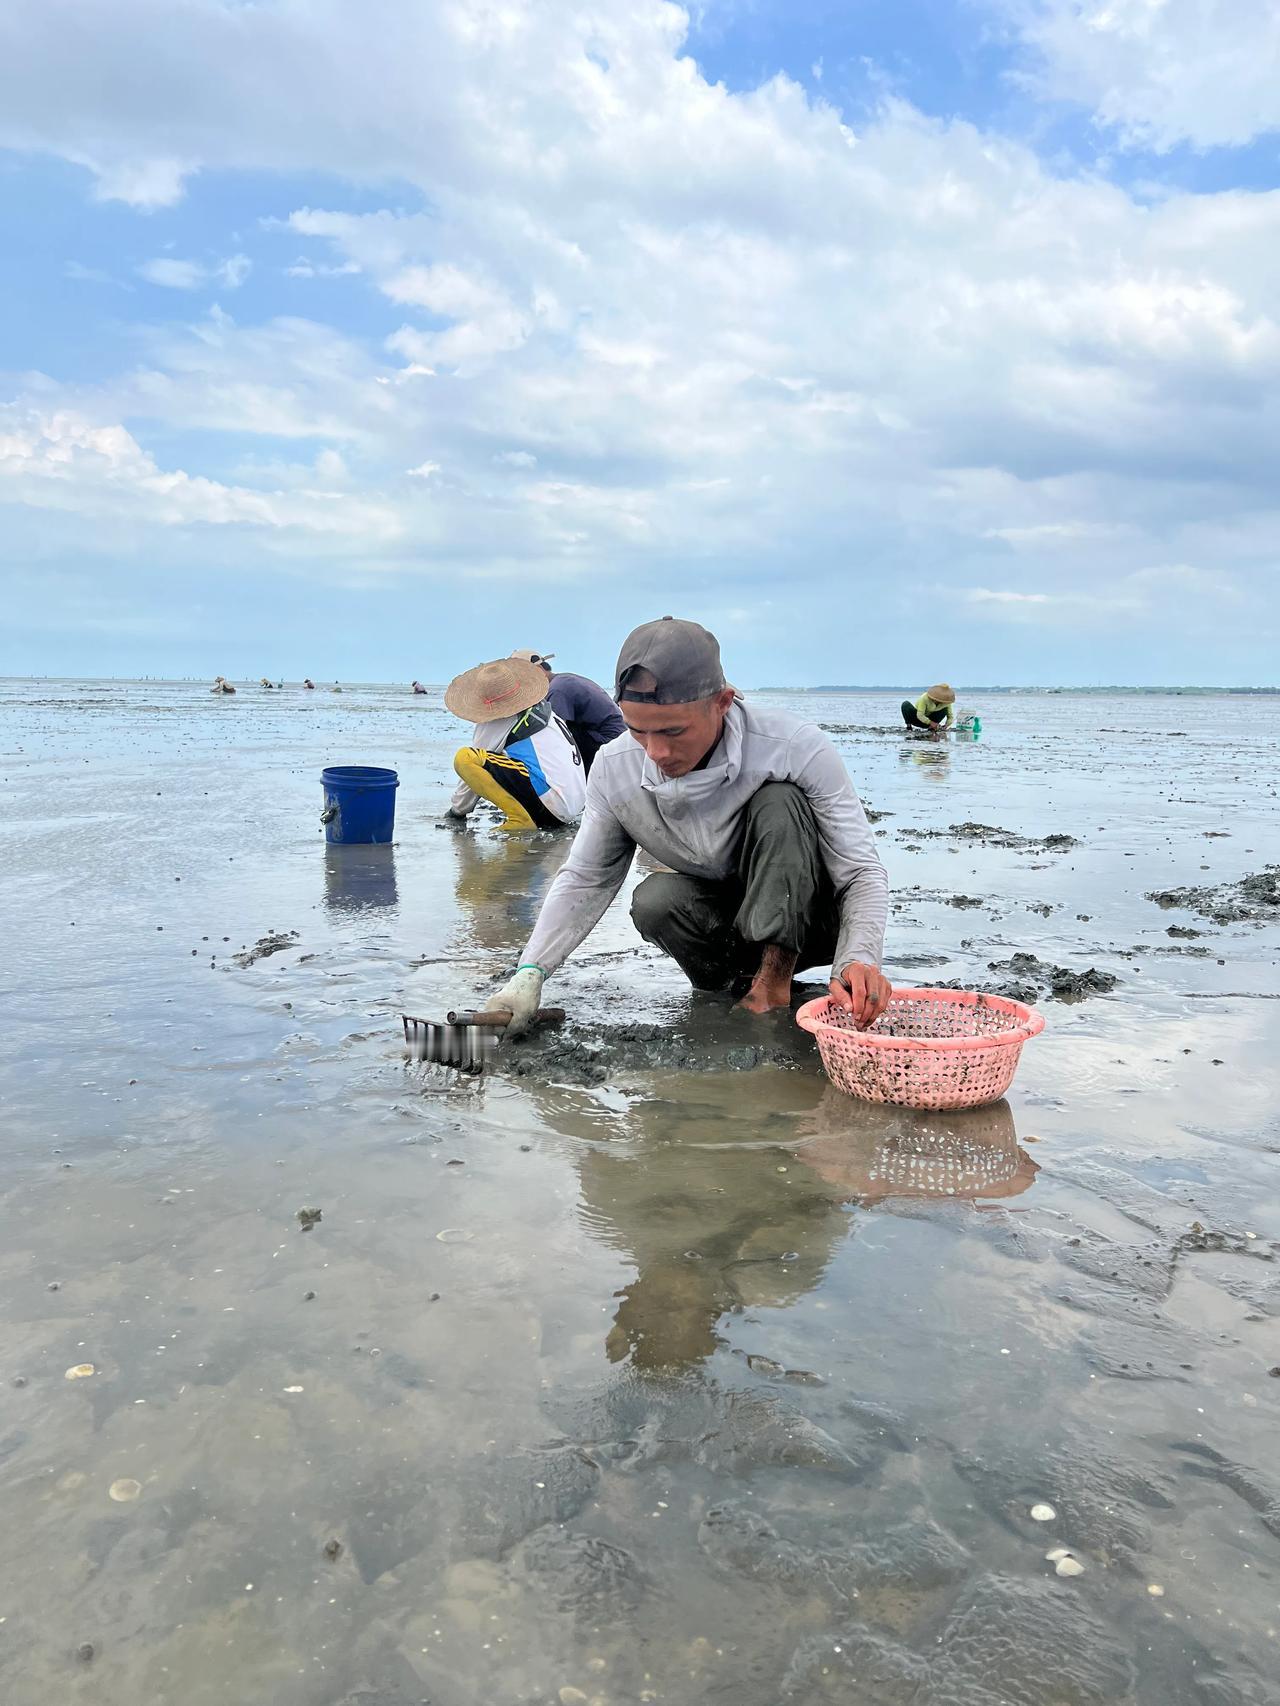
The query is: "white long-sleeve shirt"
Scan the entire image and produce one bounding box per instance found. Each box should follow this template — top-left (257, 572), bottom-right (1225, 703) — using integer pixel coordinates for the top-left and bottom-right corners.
top-left (521, 698), bottom-right (887, 976)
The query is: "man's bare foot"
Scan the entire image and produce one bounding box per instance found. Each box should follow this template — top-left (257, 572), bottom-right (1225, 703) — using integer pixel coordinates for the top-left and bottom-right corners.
top-left (734, 945), bottom-right (798, 1015)
top-left (736, 981), bottom-right (791, 1014)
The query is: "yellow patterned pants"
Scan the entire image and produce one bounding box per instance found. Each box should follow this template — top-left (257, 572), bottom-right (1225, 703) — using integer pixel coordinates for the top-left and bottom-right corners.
top-left (453, 747), bottom-right (560, 830)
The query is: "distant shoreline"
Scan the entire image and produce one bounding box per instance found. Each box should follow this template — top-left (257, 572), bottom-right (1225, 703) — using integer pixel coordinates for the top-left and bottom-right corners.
top-left (2, 678), bottom-right (1278, 697)
top-left (754, 684), bottom-right (1280, 697)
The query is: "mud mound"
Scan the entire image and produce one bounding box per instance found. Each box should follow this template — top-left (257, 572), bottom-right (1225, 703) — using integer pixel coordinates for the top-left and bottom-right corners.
top-left (1149, 867), bottom-right (1280, 925)
top-left (939, 953), bottom-right (1116, 1003)
top-left (233, 929), bottom-right (300, 966)
top-left (505, 1018), bottom-right (810, 1085)
top-left (898, 822), bottom-right (1078, 852)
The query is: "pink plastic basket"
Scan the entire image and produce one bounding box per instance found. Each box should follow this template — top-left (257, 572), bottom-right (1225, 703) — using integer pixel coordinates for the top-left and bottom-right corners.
top-left (795, 987), bottom-right (1045, 1110)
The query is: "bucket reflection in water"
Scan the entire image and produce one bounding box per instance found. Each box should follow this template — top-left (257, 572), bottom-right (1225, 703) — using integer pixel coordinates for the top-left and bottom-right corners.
top-left (793, 1090), bottom-right (1038, 1205)
top-left (323, 843), bottom-right (400, 916)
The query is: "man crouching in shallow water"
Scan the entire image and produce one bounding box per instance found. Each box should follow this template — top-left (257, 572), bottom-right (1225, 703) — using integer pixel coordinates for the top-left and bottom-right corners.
top-left (478, 616), bottom-right (891, 1032)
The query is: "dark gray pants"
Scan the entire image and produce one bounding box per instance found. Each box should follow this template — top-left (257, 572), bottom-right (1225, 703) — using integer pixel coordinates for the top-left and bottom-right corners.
top-left (629, 782), bottom-right (839, 991)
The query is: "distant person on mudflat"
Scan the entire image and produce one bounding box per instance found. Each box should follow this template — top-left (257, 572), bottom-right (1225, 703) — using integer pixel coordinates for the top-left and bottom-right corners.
top-left (902, 684), bottom-right (955, 730)
top-left (443, 656), bottom-right (586, 831)
top-left (509, 648), bottom-right (625, 774)
top-left (473, 617), bottom-right (890, 1030)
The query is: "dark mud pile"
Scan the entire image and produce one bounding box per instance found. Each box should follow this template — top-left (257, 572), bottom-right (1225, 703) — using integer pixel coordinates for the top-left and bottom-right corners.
top-left (1149, 867), bottom-right (1280, 925)
top-left (233, 929), bottom-right (301, 966)
top-left (898, 822), bottom-right (1078, 852)
top-left (931, 955), bottom-right (1118, 1003)
top-left (506, 1017), bottom-right (812, 1085)
top-left (895, 888), bottom-right (987, 908)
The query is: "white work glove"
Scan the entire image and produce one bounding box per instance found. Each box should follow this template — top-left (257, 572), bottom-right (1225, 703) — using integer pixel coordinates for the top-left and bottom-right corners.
top-left (480, 966), bottom-right (545, 1038)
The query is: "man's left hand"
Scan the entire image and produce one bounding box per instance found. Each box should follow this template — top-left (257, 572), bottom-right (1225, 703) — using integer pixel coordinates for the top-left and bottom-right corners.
top-left (829, 961), bottom-right (892, 1030)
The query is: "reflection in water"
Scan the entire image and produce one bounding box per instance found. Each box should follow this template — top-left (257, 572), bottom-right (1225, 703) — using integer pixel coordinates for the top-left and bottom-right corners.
top-left (591, 1144), bottom-right (844, 1370)
top-left (450, 829), bottom-right (573, 954)
top-left (571, 1076), bottom-right (847, 1370)
top-left (569, 1080), bottom-right (1037, 1371)
top-left (792, 1088), bottom-right (1038, 1204)
top-left (899, 736), bottom-right (952, 779)
top-left (322, 842), bottom-right (399, 915)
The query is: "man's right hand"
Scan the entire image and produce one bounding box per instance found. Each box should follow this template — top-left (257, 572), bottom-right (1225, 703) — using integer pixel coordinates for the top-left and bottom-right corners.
top-left (442, 809), bottom-right (470, 830)
top-left (830, 961), bottom-right (892, 1030)
top-left (480, 966), bottom-right (545, 1037)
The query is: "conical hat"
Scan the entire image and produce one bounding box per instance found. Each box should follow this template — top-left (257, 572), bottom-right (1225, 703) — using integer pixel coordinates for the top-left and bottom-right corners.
top-left (444, 657), bottom-right (550, 723)
top-left (926, 683), bottom-right (955, 704)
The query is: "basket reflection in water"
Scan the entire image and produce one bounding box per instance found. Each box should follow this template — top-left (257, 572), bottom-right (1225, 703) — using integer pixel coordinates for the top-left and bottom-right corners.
top-left (797, 987), bottom-right (1045, 1110)
top-left (793, 1088), bottom-right (1038, 1205)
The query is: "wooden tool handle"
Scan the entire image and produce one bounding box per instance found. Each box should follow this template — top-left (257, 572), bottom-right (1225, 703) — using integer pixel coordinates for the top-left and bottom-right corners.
top-left (444, 1007), bottom-right (567, 1028)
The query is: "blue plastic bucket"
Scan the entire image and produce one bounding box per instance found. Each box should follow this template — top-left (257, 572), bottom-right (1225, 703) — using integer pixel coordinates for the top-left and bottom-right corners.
top-left (320, 765), bottom-right (398, 844)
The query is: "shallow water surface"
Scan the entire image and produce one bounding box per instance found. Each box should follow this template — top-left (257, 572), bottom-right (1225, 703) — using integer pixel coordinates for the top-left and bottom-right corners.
top-left (1, 681), bottom-right (1278, 1704)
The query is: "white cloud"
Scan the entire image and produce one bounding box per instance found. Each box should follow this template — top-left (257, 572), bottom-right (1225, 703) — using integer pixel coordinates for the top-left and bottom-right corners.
top-left (0, 407), bottom-right (401, 538)
top-left (285, 254), bottom-right (361, 279)
top-left (383, 264), bottom-right (531, 369)
top-left (227, 446), bottom-right (352, 489)
top-left (985, 520), bottom-right (1132, 547)
top-left (1125, 561), bottom-right (1244, 601)
top-left (218, 253), bottom-right (252, 288)
top-left (138, 257), bottom-right (206, 290)
top-left (958, 560), bottom-right (1243, 623)
top-left (1013, 0), bottom-right (1280, 150)
top-left (98, 310), bottom-right (403, 446)
top-left (65, 260), bottom-right (128, 288)
top-left (82, 155), bottom-right (192, 209)
top-left (137, 253), bottom-right (251, 290)
top-left (966, 589), bottom-right (1055, 605)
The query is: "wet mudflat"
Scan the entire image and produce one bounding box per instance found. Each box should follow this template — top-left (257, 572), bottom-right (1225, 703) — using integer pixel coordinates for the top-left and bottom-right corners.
top-left (1, 679), bottom-right (1278, 1706)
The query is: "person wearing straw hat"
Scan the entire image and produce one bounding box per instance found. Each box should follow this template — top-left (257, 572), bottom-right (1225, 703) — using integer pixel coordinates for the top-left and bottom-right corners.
top-left (901, 683), bottom-right (955, 731)
top-left (475, 616), bottom-right (890, 1032)
top-left (443, 657), bottom-right (586, 831)
top-left (509, 648), bottom-right (625, 774)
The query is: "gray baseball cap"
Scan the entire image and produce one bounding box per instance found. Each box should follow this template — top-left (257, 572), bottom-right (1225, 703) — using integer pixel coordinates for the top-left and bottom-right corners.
top-left (614, 616), bottom-right (726, 704)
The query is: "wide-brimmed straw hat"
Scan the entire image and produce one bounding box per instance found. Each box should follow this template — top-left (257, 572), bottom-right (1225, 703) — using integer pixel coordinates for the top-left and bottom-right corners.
top-left (927, 683), bottom-right (956, 705)
top-left (445, 657), bottom-right (550, 723)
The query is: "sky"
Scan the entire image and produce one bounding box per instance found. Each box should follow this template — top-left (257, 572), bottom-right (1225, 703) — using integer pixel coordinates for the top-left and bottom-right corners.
top-left (2, 0), bottom-right (1279, 687)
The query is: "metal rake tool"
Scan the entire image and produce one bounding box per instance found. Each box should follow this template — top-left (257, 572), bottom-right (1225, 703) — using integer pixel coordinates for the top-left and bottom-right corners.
top-left (402, 1007), bottom-right (567, 1074)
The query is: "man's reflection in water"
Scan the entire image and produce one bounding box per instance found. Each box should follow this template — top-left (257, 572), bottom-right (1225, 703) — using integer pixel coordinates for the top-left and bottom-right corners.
top-left (575, 1083), bottom-right (846, 1370)
top-left (571, 1079), bottom-right (1036, 1370)
top-left (450, 830), bottom-right (575, 957)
